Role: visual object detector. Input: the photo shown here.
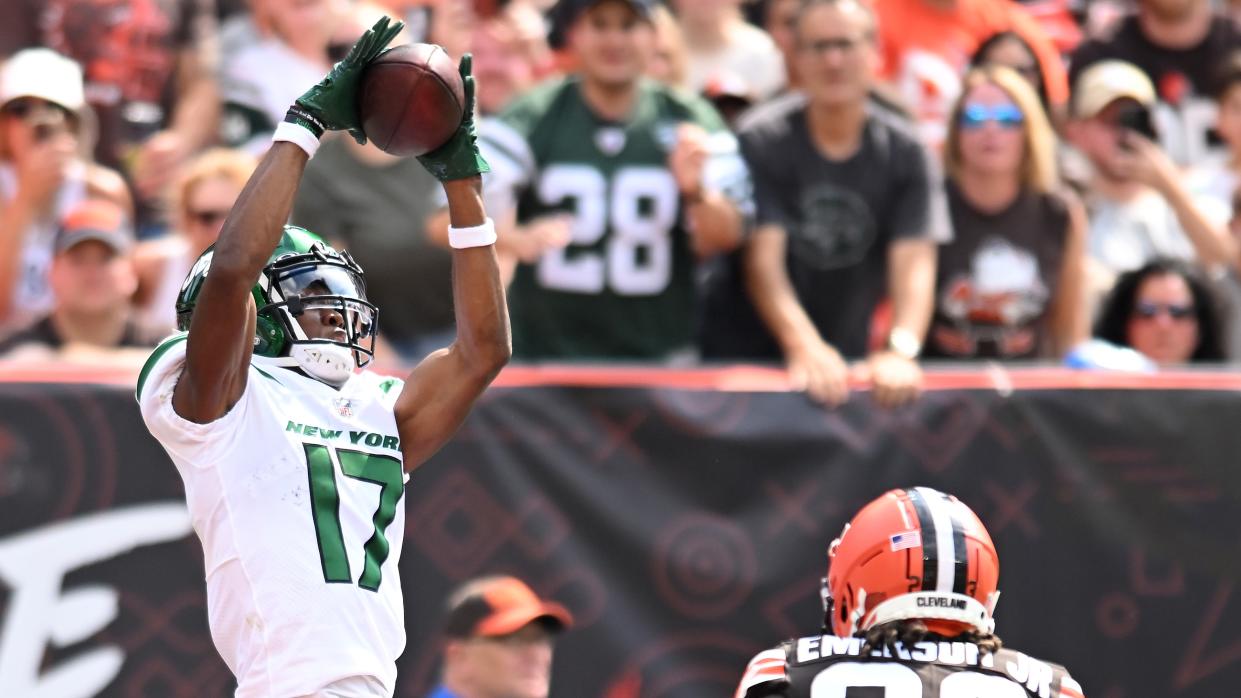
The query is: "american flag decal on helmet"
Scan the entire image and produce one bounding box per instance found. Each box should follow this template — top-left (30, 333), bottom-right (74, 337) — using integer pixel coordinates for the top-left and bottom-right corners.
top-left (890, 530), bottom-right (922, 552)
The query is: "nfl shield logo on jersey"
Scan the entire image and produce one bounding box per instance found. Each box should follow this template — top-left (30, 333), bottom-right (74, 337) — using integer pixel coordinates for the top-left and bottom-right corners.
top-left (334, 397), bottom-right (356, 418)
top-left (594, 127), bottom-right (627, 156)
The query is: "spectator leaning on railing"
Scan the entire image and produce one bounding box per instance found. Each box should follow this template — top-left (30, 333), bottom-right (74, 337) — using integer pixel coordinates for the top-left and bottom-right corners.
top-left (704, 0), bottom-right (948, 408)
top-left (466, 0), bottom-right (750, 362)
top-left (0, 49), bottom-right (131, 339)
top-left (926, 66), bottom-right (1088, 360)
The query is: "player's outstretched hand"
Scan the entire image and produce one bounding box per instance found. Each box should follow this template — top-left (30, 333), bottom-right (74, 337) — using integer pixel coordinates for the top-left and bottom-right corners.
top-left (288, 16), bottom-right (404, 145)
top-left (416, 54), bottom-right (491, 182)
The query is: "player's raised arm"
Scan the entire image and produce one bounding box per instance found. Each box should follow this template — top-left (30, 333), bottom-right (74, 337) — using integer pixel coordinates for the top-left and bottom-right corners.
top-left (173, 18), bottom-right (403, 423)
top-left (396, 55), bottom-right (510, 472)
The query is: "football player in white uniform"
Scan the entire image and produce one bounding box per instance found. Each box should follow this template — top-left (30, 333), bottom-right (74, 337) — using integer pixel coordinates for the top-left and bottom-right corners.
top-left (735, 488), bottom-right (1086, 698)
top-left (137, 18), bottom-right (510, 698)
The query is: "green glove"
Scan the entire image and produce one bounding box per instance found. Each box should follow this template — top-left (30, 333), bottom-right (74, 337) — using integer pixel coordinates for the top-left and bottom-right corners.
top-left (286, 16), bottom-right (404, 145)
top-left (417, 54), bottom-right (491, 181)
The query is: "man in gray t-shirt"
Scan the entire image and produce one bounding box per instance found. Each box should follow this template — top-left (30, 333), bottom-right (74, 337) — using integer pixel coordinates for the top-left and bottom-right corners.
top-left (703, 0), bottom-right (948, 407)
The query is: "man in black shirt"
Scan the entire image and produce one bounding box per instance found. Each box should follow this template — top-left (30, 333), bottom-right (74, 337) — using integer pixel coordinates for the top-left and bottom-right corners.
top-left (705, 0), bottom-right (949, 408)
top-left (1070, 0), bottom-right (1241, 165)
top-left (0, 199), bottom-right (156, 359)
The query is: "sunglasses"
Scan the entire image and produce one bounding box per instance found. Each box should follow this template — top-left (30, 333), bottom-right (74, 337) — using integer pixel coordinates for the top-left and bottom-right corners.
top-left (958, 103), bottom-right (1025, 129)
top-left (187, 209), bottom-right (230, 227)
top-left (1132, 301), bottom-right (1195, 321)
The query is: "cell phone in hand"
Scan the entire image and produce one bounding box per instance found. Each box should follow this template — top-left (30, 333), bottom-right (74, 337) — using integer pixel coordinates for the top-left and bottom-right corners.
top-left (1116, 102), bottom-right (1157, 150)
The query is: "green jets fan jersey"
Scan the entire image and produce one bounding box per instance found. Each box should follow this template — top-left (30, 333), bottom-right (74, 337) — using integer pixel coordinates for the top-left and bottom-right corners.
top-left (479, 76), bottom-right (751, 360)
top-left (136, 334), bottom-right (409, 698)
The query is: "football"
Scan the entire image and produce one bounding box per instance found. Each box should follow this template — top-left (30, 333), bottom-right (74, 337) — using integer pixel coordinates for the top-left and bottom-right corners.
top-left (357, 43), bottom-right (465, 157)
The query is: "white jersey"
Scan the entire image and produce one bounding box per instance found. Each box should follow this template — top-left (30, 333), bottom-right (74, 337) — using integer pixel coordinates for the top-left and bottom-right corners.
top-left (137, 333), bottom-right (409, 698)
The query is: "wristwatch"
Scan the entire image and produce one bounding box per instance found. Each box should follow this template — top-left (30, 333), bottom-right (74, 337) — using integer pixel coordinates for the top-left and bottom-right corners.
top-left (886, 327), bottom-right (922, 360)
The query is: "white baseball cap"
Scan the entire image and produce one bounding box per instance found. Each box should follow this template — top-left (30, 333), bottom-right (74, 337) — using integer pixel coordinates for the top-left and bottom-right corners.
top-left (0, 48), bottom-right (86, 113)
top-left (1072, 60), bottom-right (1155, 120)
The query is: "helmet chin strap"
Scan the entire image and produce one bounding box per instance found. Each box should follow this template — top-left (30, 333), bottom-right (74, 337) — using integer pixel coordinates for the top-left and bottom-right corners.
top-left (266, 290), bottom-right (358, 387)
top-left (289, 342), bottom-right (355, 386)
top-left (848, 588), bottom-right (869, 636)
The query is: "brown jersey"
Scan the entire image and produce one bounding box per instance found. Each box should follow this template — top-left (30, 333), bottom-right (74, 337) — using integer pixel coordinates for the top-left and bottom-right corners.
top-left (736, 635), bottom-right (1084, 698)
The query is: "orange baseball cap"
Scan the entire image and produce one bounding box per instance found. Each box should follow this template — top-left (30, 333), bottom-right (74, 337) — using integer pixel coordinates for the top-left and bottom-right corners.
top-left (443, 576), bottom-right (574, 638)
top-left (55, 199), bottom-right (133, 254)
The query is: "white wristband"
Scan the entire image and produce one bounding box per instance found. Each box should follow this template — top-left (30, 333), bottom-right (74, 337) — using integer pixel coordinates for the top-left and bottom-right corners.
top-left (448, 217), bottom-right (498, 249)
top-left (273, 121), bottom-right (321, 158)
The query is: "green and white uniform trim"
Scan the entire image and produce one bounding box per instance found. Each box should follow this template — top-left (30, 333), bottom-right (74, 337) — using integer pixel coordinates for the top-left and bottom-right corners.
top-left (136, 338), bottom-right (408, 698)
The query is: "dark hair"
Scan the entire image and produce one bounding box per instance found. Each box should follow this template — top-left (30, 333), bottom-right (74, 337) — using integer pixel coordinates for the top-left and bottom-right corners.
top-left (970, 31), bottom-right (1050, 116)
top-left (1213, 50), bottom-right (1241, 102)
top-left (860, 619), bottom-right (1003, 656)
top-left (1094, 258), bottom-right (1226, 362)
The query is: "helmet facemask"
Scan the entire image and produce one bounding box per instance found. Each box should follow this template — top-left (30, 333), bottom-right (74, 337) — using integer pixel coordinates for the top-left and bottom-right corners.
top-left (259, 245), bottom-right (378, 386)
top-left (821, 523), bottom-right (850, 633)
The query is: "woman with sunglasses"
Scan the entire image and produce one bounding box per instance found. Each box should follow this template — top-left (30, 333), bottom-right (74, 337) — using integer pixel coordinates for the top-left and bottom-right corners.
top-left (924, 65), bottom-right (1088, 360)
top-left (132, 148), bottom-right (257, 334)
top-left (0, 49), bottom-right (131, 339)
top-left (1094, 258), bottom-right (1225, 365)
top-left (970, 31), bottom-right (1051, 122)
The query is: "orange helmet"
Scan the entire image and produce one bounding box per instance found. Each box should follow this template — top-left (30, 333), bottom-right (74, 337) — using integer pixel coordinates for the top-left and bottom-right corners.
top-left (823, 487), bottom-right (1001, 638)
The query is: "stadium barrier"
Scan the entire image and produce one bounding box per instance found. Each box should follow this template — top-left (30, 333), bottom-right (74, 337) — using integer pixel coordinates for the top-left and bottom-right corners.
top-left (1, 365), bottom-right (1240, 697)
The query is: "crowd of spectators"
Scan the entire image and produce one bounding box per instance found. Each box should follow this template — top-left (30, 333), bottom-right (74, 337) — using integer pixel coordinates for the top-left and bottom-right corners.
top-left (4, 0), bottom-right (1241, 400)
